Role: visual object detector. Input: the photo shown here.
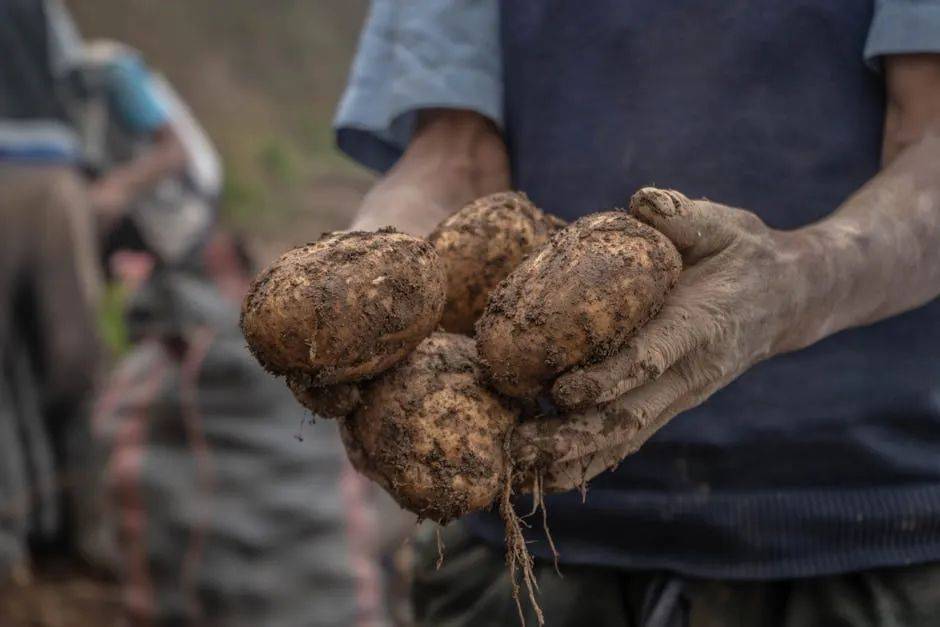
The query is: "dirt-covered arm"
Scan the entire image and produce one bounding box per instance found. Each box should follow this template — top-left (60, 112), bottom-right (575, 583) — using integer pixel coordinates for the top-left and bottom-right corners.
top-left (783, 54), bottom-right (940, 349)
top-left (349, 109), bottom-right (510, 236)
top-left (515, 54), bottom-right (940, 493)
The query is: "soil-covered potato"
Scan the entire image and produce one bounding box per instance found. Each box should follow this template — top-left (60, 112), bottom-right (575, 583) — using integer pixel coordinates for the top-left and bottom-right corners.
top-left (476, 212), bottom-right (682, 398)
top-left (241, 228), bottom-right (446, 385)
top-left (429, 192), bottom-right (565, 334)
top-left (341, 333), bottom-right (519, 523)
top-left (287, 375), bottom-right (362, 418)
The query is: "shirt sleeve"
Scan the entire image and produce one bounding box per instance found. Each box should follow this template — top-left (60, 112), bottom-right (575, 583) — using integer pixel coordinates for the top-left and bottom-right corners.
top-left (334, 0), bottom-right (502, 173)
top-left (106, 54), bottom-right (171, 134)
top-left (864, 0), bottom-right (940, 70)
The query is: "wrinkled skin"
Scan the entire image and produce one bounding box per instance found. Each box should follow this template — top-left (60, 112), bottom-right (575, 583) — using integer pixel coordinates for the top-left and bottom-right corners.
top-left (512, 186), bottom-right (803, 490)
top-left (349, 110), bottom-right (510, 237)
top-left (515, 138), bottom-right (940, 491)
top-left (476, 212), bottom-right (681, 398)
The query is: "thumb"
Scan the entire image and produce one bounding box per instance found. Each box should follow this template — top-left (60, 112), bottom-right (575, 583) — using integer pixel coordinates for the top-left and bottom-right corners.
top-left (629, 187), bottom-right (736, 263)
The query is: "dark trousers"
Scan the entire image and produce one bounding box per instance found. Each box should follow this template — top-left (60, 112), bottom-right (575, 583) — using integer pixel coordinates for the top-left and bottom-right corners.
top-left (414, 522), bottom-right (940, 627)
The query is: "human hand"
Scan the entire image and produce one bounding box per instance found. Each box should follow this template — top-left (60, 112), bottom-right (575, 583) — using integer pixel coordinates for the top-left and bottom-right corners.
top-left (512, 187), bottom-right (817, 492)
top-left (89, 176), bottom-right (133, 231)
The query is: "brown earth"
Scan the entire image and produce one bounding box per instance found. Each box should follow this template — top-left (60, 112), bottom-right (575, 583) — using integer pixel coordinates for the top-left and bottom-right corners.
top-left (0, 560), bottom-right (120, 627)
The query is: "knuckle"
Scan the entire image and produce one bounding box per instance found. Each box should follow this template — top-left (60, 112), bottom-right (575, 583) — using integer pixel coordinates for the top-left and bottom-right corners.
top-left (730, 208), bottom-right (768, 234)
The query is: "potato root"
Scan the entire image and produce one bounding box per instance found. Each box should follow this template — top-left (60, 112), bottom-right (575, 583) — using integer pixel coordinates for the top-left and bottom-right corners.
top-left (241, 228), bottom-right (446, 385)
top-left (476, 212), bottom-right (682, 398)
top-left (341, 333), bottom-right (519, 523)
top-left (429, 192), bottom-right (565, 334)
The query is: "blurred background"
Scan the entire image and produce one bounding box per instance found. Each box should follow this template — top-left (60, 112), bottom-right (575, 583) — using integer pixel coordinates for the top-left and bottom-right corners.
top-left (71, 0), bottom-right (371, 261)
top-left (0, 2), bottom-right (414, 626)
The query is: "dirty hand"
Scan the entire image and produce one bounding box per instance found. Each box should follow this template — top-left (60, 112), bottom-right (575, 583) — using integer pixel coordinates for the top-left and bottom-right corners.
top-left (513, 187), bottom-right (818, 493)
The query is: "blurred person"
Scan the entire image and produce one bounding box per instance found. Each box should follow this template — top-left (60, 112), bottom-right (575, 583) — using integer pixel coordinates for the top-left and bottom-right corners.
top-left (0, 0), bottom-right (103, 579)
top-left (2, 2), bottom-right (386, 625)
top-left (72, 38), bottom-right (387, 627)
top-left (333, 1), bottom-right (940, 625)
top-left (72, 39), bottom-right (214, 271)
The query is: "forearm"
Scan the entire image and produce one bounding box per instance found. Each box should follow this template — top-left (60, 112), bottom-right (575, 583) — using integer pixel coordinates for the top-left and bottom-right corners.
top-left (350, 109), bottom-right (510, 234)
top-left (102, 126), bottom-right (187, 198)
top-left (787, 129), bottom-right (940, 350)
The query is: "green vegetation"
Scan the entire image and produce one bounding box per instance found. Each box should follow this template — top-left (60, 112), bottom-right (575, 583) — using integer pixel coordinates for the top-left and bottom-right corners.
top-left (68, 0), bottom-right (373, 230)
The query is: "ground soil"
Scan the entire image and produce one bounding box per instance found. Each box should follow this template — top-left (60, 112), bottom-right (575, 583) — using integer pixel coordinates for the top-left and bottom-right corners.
top-left (0, 559), bottom-right (120, 627)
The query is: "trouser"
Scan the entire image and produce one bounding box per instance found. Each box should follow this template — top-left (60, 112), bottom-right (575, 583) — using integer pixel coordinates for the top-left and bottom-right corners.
top-left (0, 165), bottom-right (101, 577)
top-left (414, 522), bottom-right (940, 627)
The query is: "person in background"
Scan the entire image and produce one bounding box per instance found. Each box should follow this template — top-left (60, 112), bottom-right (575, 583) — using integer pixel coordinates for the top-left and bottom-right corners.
top-left (72, 39), bottom-right (216, 273)
top-left (72, 34), bottom-right (386, 627)
top-left (0, 0), bottom-right (103, 579)
top-left (1, 3), bottom-right (384, 624)
top-left (333, 1), bottom-right (940, 625)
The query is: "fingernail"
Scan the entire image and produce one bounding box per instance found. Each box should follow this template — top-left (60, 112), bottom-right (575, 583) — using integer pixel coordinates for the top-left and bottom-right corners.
top-left (552, 372), bottom-right (602, 411)
top-left (630, 188), bottom-right (689, 218)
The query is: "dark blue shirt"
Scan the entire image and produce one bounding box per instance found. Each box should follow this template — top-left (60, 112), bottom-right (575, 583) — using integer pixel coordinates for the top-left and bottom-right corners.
top-left (337, 0), bottom-right (940, 579)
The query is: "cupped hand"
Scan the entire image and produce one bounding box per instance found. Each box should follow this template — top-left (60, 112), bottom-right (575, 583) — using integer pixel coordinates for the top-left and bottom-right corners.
top-left (512, 187), bottom-right (815, 493)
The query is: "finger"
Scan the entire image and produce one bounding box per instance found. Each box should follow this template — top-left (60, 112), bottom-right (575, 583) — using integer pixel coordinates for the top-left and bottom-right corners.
top-left (629, 187), bottom-right (736, 263)
top-left (518, 365), bottom-right (696, 472)
top-left (539, 370), bottom-right (719, 493)
top-left (552, 284), bottom-right (713, 410)
top-left (511, 408), bottom-right (639, 471)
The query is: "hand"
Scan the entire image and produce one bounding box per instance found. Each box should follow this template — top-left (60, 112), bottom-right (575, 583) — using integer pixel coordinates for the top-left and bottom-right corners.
top-left (89, 176), bottom-right (133, 231)
top-left (512, 187), bottom-right (817, 493)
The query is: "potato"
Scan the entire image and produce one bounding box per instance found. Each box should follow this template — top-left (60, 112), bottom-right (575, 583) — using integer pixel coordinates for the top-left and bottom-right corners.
top-left (241, 228), bottom-right (446, 385)
top-left (287, 375), bottom-right (362, 418)
top-left (429, 192), bottom-right (565, 334)
top-left (476, 212), bottom-right (682, 398)
top-left (341, 333), bottom-right (519, 523)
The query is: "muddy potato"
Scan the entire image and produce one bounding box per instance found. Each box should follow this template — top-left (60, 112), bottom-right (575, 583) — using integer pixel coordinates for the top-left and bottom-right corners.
top-left (476, 212), bottom-right (682, 398)
top-left (241, 228), bottom-right (446, 385)
top-left (341, 333), bottom-right (519, 523)
top-left (287, 375), bottom-right (362, 418)
top-left (429, 192), bottom-right (565, 334)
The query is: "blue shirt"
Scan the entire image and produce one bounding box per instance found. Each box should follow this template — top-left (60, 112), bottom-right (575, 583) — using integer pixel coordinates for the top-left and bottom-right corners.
top-left (336, 0), bottom-right (940, 579)
top-left (0, 7), bottom-right (169, 166)
top-left (104, 53), bottom-right (170, 135)
top-left (335, 0), bottom-right (940, 169)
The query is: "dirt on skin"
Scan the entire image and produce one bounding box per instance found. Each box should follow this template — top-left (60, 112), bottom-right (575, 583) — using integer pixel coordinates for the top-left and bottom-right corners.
top-left (240, 228), bottom-right (446, 386)
top-left (339, 333), bottom-right (519, 524)
top-left (429, 192), bottom-right (566, 335)
top-left (476, 211), bottom-right (682, 399)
